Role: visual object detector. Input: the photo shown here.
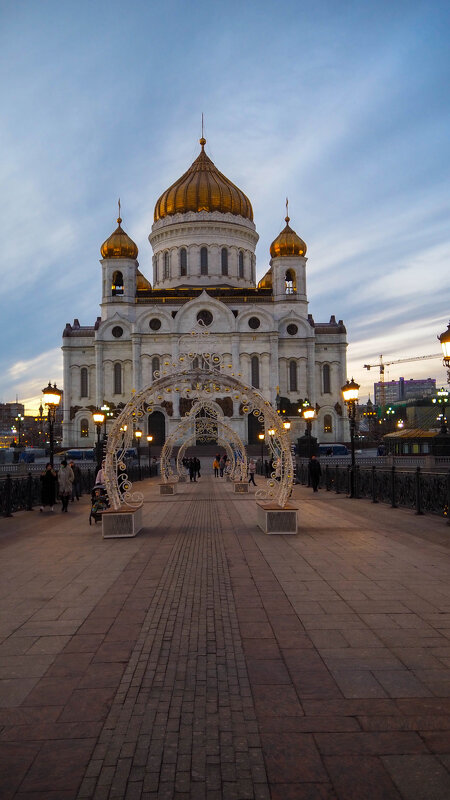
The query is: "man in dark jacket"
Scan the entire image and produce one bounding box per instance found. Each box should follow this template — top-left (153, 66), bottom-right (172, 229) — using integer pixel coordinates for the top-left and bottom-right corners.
top-left (308, 455), bottom-right (322, 492)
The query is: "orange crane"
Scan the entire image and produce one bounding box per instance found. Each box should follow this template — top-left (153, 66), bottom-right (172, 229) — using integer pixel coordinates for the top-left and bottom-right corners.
top-left (363, 354), bottom-right (441, 408)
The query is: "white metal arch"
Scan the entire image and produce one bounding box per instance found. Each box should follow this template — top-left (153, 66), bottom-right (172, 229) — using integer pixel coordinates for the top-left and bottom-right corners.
top-left (104, 338), bottom-right (293, 509)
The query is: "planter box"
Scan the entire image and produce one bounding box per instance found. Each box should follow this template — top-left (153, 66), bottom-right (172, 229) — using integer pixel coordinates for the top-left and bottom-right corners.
top-left (160, 483), bottom-right (176, 495)
top-left (102, 505), bottom-right (143, 539)
top-left (256, 502), bottom-right (298, 535)
top-left (233, 482), bottom-right (249, 494)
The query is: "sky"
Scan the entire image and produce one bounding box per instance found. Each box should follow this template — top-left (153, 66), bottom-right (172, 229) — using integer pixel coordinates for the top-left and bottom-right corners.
top-left (1, 0), bottom-right (449, 412)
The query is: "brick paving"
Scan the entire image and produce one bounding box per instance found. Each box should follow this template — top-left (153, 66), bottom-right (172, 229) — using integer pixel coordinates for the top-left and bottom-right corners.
top-left (0, 474), bottom-right (450, 798)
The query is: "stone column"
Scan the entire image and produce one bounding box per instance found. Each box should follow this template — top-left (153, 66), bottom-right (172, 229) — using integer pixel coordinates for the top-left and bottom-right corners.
top-left (132, 335), bottom-right (142, 392)
top-left (269, 334), bottom-right (279, 406)
top-left (171, 336), bottom-right (180, 418)
top-left (307, 340), bottom-right (315, 405)
top-left (95, 341), bottom-right (104, 407)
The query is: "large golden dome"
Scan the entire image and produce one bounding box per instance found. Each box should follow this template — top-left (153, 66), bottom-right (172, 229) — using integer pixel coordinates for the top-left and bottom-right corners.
top-left (154, 138), bottom-right (253, 222)
top-left (100, 217), bottom-right (139, 260)
top-left (270, 216), bottom-right (307, 258)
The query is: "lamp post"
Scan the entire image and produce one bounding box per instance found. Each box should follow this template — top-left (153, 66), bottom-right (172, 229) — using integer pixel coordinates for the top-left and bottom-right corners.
top-left (15, 413), bottom-right (24, 447)
top-left (258, 432), bottom-right (265, 474)
top-left (101, 403), bottom-right (114, 440)
top-left (341, 377), bottom-right (360, 498)
top-left (92, 409), bottom-right (106, 473)
top-left (147, 434), bottom-right (153, 475)
top-left (432, 388), bottom-right (449, 435)
top-left (438, 321), bottom-right (450, 378)
top-left (42, 382), bottom-right (63, 467)
top-left (301, 400), bottom-right (315, 460)
top-left (135, 428), bottom-right (142, 478)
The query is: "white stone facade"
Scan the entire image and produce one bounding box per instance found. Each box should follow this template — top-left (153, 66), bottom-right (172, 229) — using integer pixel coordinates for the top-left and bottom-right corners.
top-left (62, 156), bottom-right (349, 449)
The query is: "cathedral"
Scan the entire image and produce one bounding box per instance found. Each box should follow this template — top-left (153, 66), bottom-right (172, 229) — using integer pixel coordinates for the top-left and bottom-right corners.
top-left (61, 137), bottom-right (348, 448)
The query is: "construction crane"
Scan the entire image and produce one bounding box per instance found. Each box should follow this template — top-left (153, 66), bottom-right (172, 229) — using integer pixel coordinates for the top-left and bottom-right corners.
top-left (363, 354), bottom-right (441, 408)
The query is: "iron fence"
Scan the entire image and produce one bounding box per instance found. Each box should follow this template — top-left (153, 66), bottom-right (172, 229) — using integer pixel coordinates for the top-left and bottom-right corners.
top-left (0, 465), bottom-right (154, 517)
top-left (296, 461), bottom-right (450, 520)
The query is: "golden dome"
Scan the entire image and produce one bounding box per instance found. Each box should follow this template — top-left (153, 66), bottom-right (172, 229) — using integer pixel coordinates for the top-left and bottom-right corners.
top-left (270, 216), bottom-right (307, 258)
top-left (136, 269), bottom-right (151, 291)
top-left (100, 217), bottom-right (138, 260)
top-left (258, 268), bottom-right (273, 289)
top-left (154, 138), bottom-right (253, 222)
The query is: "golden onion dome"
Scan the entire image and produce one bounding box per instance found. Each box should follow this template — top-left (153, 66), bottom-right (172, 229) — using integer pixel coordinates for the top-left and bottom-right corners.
top-left (136, 269), bottom-right (151, 291)
top-left (270, 216), bottom-right (307, 258)
top-left (100, 217), bottom-right (138, 260)
top-left (154, 138), bottom-right (253, 222)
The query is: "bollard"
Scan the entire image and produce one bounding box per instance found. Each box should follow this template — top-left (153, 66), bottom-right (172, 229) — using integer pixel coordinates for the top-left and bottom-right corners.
top-left (27, 472), bottom-right (33, 511)
top-left (371, 465), bottom-right (378, 503)
top-left (4, 475), bottom-right (13, 517)
top-left (415, 466), bottom-right (423, 516)
top-left (391, 465), bottom-right (397, 508)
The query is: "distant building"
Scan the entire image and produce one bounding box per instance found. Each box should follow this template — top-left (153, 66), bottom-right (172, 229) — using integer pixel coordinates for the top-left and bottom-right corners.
top-left (374, 377), bottom-right (436, 405)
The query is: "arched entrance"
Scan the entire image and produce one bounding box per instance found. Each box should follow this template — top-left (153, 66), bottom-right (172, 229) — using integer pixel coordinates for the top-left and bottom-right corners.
top-left (148, 410), bottom-right (166, 446)
top-left (103, 326), bottom-right (293, 509)
top-left (160, 401), bottom-right (247, 483)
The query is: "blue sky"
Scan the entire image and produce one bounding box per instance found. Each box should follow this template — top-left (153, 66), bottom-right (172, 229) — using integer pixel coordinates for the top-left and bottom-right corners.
top-left (1, 0), bottom-right (449, 411)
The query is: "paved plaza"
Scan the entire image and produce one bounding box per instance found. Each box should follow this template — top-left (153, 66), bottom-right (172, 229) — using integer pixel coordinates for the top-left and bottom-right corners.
top-left (1, 473), bottom-right (450, 799)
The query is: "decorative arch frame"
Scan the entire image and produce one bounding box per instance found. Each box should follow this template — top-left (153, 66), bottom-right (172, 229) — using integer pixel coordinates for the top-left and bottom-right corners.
top-left (103, 322), bottom-right (294, 509)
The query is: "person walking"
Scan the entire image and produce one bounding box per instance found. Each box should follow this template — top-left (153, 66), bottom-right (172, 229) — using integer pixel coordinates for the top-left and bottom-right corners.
top-left (264, 459), bottom-right (270, 478)
top-left (70, 461), bottom-right (82, 501)
top-left (308, 455), bottom-right (322, 492)
top-left (219, 455), bottom-right (226, 477)
top-left (248, 458), bottom-right (257, 486)
top-left (58, 460), bottom-right (74, 512)
top-left (213, 456), bottom-right (220, 477)
top-left (188, 458), bottom-right (196, 482)
top-left (40, 463), bottom-right (57, 512)
top-left (194, 457), bottom-right (201, 479)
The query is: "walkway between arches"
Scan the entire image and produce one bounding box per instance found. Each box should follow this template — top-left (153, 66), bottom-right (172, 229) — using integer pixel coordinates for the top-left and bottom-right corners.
top-left (1, 476), bottom-right (450, 798)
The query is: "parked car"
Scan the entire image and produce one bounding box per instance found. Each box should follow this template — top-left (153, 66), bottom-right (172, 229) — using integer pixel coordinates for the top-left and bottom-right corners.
top-left (318, 443), bottom-right (349, 456)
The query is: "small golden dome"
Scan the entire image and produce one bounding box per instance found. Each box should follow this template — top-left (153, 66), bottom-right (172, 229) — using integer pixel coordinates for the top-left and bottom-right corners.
top-left (270, 216), bottom-right (307, 258)
top-left (154, 138), bottom-right (253, 222)
top-left (258, 268), bottom-right (273, 289)
top-left (136, 269), bottom-right (151, 291)
top-left (100, 217), bottom-right (139, 260)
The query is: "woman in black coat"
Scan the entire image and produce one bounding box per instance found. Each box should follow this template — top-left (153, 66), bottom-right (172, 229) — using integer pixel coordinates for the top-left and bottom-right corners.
top-left (40, 463), bottom-right (57, 511)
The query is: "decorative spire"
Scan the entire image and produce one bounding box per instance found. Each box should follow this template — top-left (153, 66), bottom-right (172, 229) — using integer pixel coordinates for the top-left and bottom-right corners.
top-left (285, 197), bottom-right (289, 223)
top-left (199, 113), bottom-right (206, 149)
top-left (117, 197), bottom-right (122, 224)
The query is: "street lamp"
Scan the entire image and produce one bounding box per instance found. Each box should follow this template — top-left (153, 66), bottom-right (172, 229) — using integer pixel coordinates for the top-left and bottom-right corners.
top-left (135, 428), bottom-right (142, 477)
top-left (147, 434), bottom-right (153, 475)
top-left (341, 377), bottom-right (360, 498)
top-left (15, 413), bottom-right (24, 447)
top-left (432, 387), bottom-right (449, 435)
top-left (258, 432), bottom-right (265, 473)
top-left (438, 322), bottom-right (450, 375)
top-left (42, 382), bottom-right (63, 467)
top-left (92, 409), bottom-right (106, 472)
top-left (101, 403), bottom-right (114, 440)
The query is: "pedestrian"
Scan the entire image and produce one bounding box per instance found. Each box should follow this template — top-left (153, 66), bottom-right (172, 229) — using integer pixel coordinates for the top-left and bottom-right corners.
top-left (219, 455), bottom-right (226, 476)
top-left (195, 457), bottom-right (201, 479)
top-left (248, 458), bottom-right (256, 486)
top-left (70, 461), bottom-right (82, 501)
top-left (58, 459), bottom-right (74, 512)
top-left (95, 462), bottom-right (105, 485)
top-left (40, 463), bottom-right (57, 512)
top-left (189, 458), bottom-right (196, 482)
top-left (308, 454), bottom-right (322, 492)
top-left (213, 456), bottom-right (220, 477)
top-left (264, 459), bottom-right (270, 478)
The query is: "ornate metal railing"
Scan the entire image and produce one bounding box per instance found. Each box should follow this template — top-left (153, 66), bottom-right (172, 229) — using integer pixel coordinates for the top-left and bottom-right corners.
top-left (0, 465), bottom-right (153, 517)
top-left (296, 461), bottom-right (450, 520)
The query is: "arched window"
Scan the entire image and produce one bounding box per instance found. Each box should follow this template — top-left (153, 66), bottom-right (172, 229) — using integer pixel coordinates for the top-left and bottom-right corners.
top-left (285, 269), bottom-right (296, 294)
top-left (193, 357), bottom-right (199, 369)
top-left (221, 248), bottom-right (228, 276)
top-left (324, 414), bottom-right (333, 434)
top-left (163, 251), bottom-right (170, 280)
top-left (153, 257), bottom-right (158, 283)
top-left (114, 363), bottom-right (122, 395)
top-left (323, 364), bottom-right (331, 394)
top-left (289, 361), bottom-right (297, 392)
top-left (238, 251), bottom-right (244, 278)
top-left (80, 418), bottom-right (89, 438)
top-left (80, 367), bottom-right (88, 398)
top-left (200, 247), bottom-right (208, 275)
top-left (152, 356), bottom-right (160, 379)
top-left (112, 271), bottom-right (124, 296)
top-left (251, 256), bottom-right (255, 284)
top-left (180, 248), bottom-right (187, 277)
top-left (251, 355), bottom-right (260, 389)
